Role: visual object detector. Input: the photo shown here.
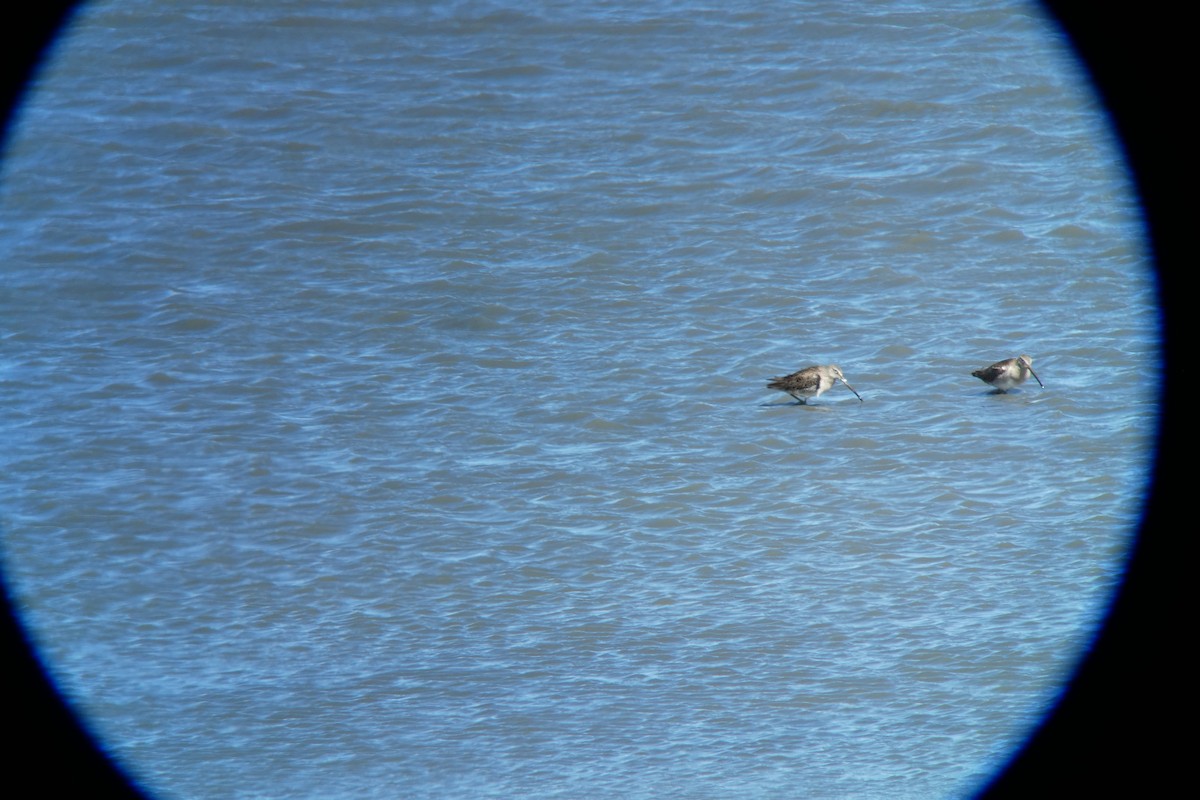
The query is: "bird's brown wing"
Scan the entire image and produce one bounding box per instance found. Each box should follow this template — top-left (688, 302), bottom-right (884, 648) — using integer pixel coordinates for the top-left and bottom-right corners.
top-left (768, 369), bottom-right (819, 392)
top-left (972, 365), bottom-right (1003, 382)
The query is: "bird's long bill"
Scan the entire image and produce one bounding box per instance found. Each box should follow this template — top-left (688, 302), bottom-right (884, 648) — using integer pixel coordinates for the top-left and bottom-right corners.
top-left (1027, 366), bottom-right (1045, 388)
top-left (839, 379), bottom-right (864, 401)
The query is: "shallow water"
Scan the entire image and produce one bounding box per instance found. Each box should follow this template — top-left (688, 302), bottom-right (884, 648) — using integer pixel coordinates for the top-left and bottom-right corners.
top-left (1, 1), bottom-right (1157, 798)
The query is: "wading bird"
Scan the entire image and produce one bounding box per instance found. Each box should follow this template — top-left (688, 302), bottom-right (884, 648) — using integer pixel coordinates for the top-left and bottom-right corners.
top-left (767, 364), bottom-right (863, 405)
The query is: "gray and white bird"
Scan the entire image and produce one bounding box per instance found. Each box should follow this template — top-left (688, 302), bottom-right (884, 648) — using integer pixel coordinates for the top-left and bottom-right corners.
top-left (767, 364), bottom-right (863, 405)
top-left (971, 355), bottom-right (1044, 393)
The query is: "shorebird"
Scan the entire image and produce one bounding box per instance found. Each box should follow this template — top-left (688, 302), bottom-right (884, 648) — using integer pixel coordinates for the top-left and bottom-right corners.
top-left (971, 355), bottom-right (1044, 393)
top-left (767, 364), bottom-right (863, 404)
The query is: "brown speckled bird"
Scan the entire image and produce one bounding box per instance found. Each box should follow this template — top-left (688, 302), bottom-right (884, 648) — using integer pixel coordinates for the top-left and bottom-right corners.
top-left (971, 355), bottom-right (1044, 393)
top-left (767, 364), bottom-right (863, 405)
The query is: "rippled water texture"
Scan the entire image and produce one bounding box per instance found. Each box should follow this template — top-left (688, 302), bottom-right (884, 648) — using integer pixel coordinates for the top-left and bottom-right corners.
top-left (1, 2), bottom-right (1156, 799)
